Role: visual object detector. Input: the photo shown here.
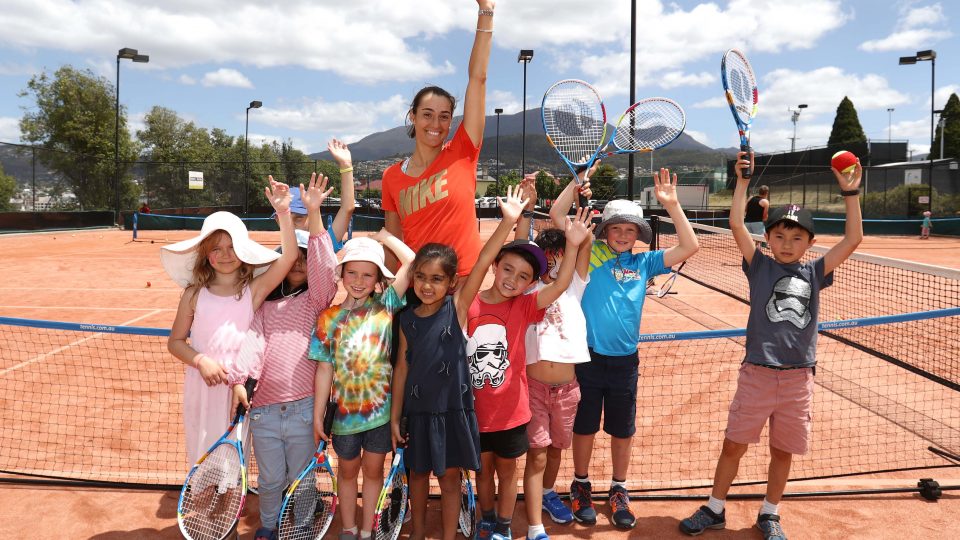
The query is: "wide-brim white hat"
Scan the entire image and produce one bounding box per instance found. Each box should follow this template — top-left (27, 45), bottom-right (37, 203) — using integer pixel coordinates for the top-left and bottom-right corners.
top-left (336, 236), bottom-right (395, 280)
top-left (160, 211), bottom-right (280, 287)
top-left (596, 199), bottom-right (652, 244)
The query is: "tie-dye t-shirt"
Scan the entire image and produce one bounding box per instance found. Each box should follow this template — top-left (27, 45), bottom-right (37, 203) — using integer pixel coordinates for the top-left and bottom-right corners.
top-left (309, 287), bottom-right (404, 435)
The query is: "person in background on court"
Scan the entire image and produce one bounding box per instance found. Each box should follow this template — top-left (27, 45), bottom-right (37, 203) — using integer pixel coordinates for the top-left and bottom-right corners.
top-left (921, 210), bottom-right (932, 239)
top-left (138, 202), bottom-right (151, 214)
top-left (274, 139), bottom-right (355, 252)
top-left (380, 0), bottom-right (494, 282)
top-left (744, 185), bottom-right (769, 236)
top-left (569, 169), bottom-right (699, 531)
top-left (679, 152), bottom-right (862, 540)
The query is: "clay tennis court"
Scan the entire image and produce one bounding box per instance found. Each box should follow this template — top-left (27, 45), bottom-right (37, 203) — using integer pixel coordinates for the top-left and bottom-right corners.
top-left (0, 222), bottom-right (957, 539)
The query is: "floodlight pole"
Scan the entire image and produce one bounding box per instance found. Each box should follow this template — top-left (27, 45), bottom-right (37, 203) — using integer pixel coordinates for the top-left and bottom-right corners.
top-left (244, 100), bottom-right (262, 215)
top-left (115, 48), bottom-right (148, 226)
top-left (518, 50), bottom-right (534, 176)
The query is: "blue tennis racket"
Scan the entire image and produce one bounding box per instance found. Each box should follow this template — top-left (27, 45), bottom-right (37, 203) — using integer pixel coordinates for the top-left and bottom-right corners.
top-left (373, 417), bottom-right (408, 540)
top-left (277, 402), bottom-right (338, 540)
top-left (458, 469), bottom-right (477, 538)
top-left (721, 48), bottom-right (759, 179)
top-left (177, 377), bottom-right (258, 540)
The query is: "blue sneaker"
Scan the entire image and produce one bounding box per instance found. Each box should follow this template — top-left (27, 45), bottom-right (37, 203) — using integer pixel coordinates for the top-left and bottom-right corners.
top-left (679, 505), bottom-right (726, 535)
top-left (526, 534), bottom-right (548, 540)
top-left (475, 519), bottom-right (495, 540)
top-left (490, 530), bottom-right (512, 540)
top-left (542, 491), bottom-right (574, 524)
top-left (756, 514), bottom-right (787, 540)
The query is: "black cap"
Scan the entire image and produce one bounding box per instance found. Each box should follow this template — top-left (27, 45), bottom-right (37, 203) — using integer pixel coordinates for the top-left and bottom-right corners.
top-left (765, 204), bottom-right (815, 235)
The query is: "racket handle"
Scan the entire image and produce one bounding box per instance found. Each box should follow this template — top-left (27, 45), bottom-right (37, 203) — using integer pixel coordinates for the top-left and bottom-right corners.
top-left (577, 193), bottom-right (590, 209)
top-left (740, 143), bottom-right (752, 180)
top-left (234, 377), bottom-right (258, 421)
top-left (399, 416), bottom-right (409, 447)
top-left (323, 400), bottom-right (336, 434)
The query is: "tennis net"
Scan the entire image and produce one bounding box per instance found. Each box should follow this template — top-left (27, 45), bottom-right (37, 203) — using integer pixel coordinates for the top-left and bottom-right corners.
top-left (1, 308), bottom-right (957, 493)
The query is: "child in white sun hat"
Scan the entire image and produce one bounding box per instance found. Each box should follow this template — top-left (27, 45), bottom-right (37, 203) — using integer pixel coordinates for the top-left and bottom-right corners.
top-left (164, 177), bottom-right (299, 465)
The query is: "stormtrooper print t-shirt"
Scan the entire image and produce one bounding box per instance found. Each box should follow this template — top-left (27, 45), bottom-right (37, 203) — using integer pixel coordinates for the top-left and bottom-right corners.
top-left (467, 292), bottom-right (545, 433)
top-left (742, 248), bottom-right (833, 368)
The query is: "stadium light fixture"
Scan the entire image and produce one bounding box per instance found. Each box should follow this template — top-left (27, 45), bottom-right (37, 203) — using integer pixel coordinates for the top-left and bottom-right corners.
top-left (115, 47), bottom-right (149, 226)
top-left (244, 101), bottom-right (263, 215)
top-left (898, 49), bottom-right (936, 211)
top-left (518, 50), bottom-right (534, 176)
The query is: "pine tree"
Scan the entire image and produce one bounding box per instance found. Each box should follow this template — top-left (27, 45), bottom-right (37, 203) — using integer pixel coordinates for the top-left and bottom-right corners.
top-left (827, 96), bottom-right (867, 147)
top-left (931, 93), bottom-right (959, 159)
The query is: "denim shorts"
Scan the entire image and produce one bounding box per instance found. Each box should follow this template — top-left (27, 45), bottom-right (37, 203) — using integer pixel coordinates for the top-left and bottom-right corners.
top-left (332, 422), bottom-right (393, 460)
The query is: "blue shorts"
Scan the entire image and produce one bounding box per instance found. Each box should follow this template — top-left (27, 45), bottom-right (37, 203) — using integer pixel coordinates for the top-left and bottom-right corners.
top-left (332, 422), bottom-right (392, 460)
top-left (573, 349), bottom-right (639, 439)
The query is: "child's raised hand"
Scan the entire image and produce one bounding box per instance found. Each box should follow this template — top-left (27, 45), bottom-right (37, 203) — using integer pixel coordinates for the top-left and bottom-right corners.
top-left (327, 139), bottom-right (352, 168)
top-left (265, 176), bottom-right (292, 212)
top-left (734, 151), bottom-right (754, 182)
top-left (653, 168), bottom-right (680, 207)
top-left (371, 227), bottom-right (391, 243)
top-left (564, 206), bottom-right (596, 246)
top-left (499, 184), bottom-right (529, 223)
top-left (300, 173), bottom-right (333, 212)
top-left (832, 158), bottom-right (862, 192)
top-left (520, 174), bottom-right (538, 210)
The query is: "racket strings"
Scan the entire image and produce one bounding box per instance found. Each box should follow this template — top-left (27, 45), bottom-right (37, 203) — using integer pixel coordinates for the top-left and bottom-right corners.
top-left (543, 83), bottom-right (606, 164)
top-left (182, 445), bottom-right (244, 540)
top-left (615, 100), bottom-right (686, 151)
top-left (278, 469), bottom-right (336, 540)
top-left (722, 51), bottom-right (757, 122)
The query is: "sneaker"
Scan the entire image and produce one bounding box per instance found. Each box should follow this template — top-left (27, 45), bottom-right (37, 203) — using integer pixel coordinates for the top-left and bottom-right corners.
top-left (756, 514), bottom-right (788, 540)
top-left (542, 491), bottom-right (574, 524)
top-left (568, 480), bottom-right (597, 525)
top-left (491, 531), bottom-right (512, 540)
top-left (475, 519), bottom-right (495, 540)
top-left (679, 505), bottom-right (726, 536)
top-left (608, 485), bottom-right (636, 530)
top-left (338, 533), bottom-right (358, 540)
top-left (526, 534), bottom-right (548, 540)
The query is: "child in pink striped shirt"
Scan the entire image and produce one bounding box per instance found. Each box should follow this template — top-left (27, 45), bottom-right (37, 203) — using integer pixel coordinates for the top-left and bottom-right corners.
top-left (231, 174), bottom-right (340, 540)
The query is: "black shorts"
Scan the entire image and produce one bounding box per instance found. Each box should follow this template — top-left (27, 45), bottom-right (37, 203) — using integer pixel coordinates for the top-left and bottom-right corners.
top-left (479, 423), bottom-right (529, 459)
top-left (573, 349), bottom-right (639, 439)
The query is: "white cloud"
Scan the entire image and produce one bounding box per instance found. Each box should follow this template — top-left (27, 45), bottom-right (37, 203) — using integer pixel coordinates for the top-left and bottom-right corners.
top-left (253, 94), bottom-right (408, 143)
top-left (487, 90), bottom-right (522, 115)
top-left (859, 3), bottom-right (952, 52)
top-left (0, 62), bottom-right (35, 76)
top-left (201, 68), bottom-right (252, 88)
top-left (659, 71), bottom-right (714, 89)
top-left (928, 84), bottom-right (960, 110)
top-left (693, 96), bottom-right (727, 109)
top-left (760, 67), bottom-right (910, 117)
top-left (248, 133), bottom-right (316, 155)
top-left (0, 117), bottom-right (20, 142)
top-left (179, 74), bottom-right (196, 85)
top-left (0, 0), bottom-right (462, 84)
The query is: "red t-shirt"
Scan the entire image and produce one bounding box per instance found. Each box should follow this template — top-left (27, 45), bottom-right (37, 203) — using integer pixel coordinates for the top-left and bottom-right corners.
top-left (381, 124), bottom-right (482, 277)
top-left (466, 293), bottom-right (545, 432)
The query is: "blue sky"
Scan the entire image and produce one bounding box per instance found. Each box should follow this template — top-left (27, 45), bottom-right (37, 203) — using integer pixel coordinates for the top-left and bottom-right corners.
top-left (0, 0), bottom-right (955, 159)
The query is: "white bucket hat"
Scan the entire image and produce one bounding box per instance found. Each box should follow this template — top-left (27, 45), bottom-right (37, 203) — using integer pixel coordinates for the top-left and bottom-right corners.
top-left (336, 236), bottom-right (395, 280)
top-left (596, 200), bottom-right (652, 244)
top-left (160, 211), bottom-right (280, 287)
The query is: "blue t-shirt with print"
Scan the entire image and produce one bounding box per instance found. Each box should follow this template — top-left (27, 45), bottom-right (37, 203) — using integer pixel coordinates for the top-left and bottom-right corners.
top-left (581, 241), bottom-right (670, 356)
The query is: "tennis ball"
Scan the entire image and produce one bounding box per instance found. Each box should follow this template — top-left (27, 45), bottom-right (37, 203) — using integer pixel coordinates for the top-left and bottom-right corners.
top-left (831, 150), bottom-right (857, 174)
top-left (146, 282), bottom-right (151, 288)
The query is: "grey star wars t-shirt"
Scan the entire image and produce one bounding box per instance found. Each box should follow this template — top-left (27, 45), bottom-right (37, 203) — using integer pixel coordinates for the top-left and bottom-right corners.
top-left (742, 248), bottom-right (834, 367)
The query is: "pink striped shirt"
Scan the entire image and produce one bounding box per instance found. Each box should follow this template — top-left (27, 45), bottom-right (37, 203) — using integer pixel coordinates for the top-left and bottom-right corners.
top-left (233, 230), bottom-right (337, 406)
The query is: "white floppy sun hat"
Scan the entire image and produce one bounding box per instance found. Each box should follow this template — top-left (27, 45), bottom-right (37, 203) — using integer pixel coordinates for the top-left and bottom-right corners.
top-left (160, 211), bottom-right (280, 287)
top-left (336, 236), bottom-right (395, 280)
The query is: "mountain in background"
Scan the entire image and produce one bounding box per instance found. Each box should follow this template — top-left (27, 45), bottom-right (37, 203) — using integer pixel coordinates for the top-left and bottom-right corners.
top-left (310, 108), bottom-right (736, 170)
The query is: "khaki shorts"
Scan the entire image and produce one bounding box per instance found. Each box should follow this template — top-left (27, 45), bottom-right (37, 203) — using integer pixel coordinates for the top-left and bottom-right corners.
top-left (725, 362), bottom-right (815, 455)
top-left (527, 378), bottom-right (581, 450)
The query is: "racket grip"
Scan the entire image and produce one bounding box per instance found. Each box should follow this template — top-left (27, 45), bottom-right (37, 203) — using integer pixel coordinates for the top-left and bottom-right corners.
top-left (740, 143), bottom-right (752, 180)
top-left (235, 377), bottom-right (258, 420)
top-left (399, 416), bottom-right (409, 446)
top-left (577, 193), bottom-right (590, 209)
top-left (322, 400), bottom-right (336, 434)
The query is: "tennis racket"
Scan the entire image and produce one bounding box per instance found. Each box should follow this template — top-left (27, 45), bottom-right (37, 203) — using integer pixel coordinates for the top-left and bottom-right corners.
top-left (602, 97), bottom-right (686, 157)
top-left (177, 377), bottom-right (258, 540)
top-left (541, 79), bottom-right (607, 208)
top-left (373, 417), bottom-right (409, 540)
top-left (656, 261), bottom-right (686, 298)
top-left (721, 48), bottom-right (759, 179)
top-left (458, 469), bottom-right (477, 538)
top-left (277, 402), bottom-right (338, 540)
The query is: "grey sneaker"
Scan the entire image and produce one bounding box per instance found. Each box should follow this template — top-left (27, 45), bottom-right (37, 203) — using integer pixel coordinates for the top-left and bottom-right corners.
top-left (608, 485), bottom-right (636, 530)
top-left (756, 514), bottom-right (787, 540)
top-left (679, 505), bottom-right (726, 536)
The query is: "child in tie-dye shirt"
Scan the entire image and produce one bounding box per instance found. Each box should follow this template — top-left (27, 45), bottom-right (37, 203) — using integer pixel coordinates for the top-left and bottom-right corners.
top-left (310, 229), bottom-right (414, 540)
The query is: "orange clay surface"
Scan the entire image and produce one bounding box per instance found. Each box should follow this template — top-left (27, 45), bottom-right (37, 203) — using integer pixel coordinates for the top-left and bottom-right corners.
top-left (0, 223), bottom-right (957, 539)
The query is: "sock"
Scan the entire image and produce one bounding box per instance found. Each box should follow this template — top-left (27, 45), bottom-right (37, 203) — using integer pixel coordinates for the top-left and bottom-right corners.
top-left (342, 526), bottom-right (358, 536)
top-left (494, 516), bottom-right (512, 536)
top-left (482, 509), bottom-right (496, 523)
top-left (543, 487), bottom-right (556, 497)
top-left (760, 498), bottom-right (779, 516)
top-left (359, 532), bottom-right (371, 540)
top-left (707, 496), bottom-right (725, 515)
top-left (611, 478), bottom-right (627, 490)
top-left (527, 524), bottom-right (546, 538)
top-left (574, 474), bottom-right (589, 483)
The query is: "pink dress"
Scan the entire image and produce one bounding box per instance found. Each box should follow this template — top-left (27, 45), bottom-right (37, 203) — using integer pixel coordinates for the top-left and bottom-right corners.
top-left (184, 286), bottom-right (254, 465)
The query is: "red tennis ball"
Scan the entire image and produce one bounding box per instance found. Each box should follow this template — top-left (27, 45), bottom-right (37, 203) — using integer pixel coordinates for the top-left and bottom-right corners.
top-left (146, 282), bottom-right (151, 288)
top-left (831, 150), bottom-right (857, 174)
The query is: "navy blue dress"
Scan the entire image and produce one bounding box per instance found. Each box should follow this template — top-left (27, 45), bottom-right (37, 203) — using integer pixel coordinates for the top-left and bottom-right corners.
top-left (399, 296), bottom-right (481, 476)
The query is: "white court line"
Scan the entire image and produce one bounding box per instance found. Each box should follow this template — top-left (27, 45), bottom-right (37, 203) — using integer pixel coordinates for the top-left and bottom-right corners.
top-left (0, 309), bottom-right (165, 377)
top-left (0, 305), bottom-right (175, 311)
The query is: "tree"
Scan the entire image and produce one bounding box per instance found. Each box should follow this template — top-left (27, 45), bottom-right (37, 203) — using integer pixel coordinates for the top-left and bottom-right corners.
top-left (534, 170), bottom-right (562, 201)
top-left (484, 171), bottom-right (521, 196)
top-left (589, 163), bottom-right (620, 200)
top-left (931, 93), bottom-right (960, 159)
top-left (0, 162), bottom-right (16, 211)
top-left (138, 106), bottom-right (217, 209)
top-left (19, 66), bottom-right (139, 210)
top-left (827, 96), bottom-right (867, 147)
